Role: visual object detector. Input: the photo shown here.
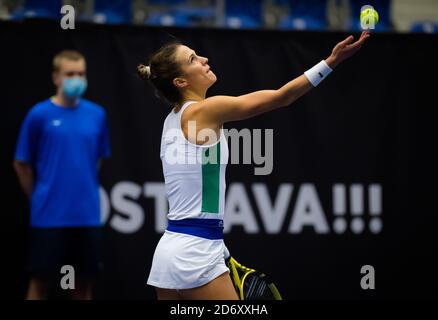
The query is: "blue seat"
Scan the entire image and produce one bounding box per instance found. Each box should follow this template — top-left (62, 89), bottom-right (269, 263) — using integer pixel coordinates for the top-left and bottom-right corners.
top-left (276, 0), bottom-right (327, 31)
top-left (225, 15), bottom-right (262, 29)
top-left (410, 21), bottom-right (438, 33)
top-left (146, 0), bottom-right (187, 4)
top-left (11, 0), bottom-right (62, 20)
top-left (145, 6), bottom-right (215, 27)
top-left (146, 11), bottom-right (189, 26)
top-left (278, 15), bottom-right (326, 31)
top-left (144, 0), bottom-right (215, 27)
top-left (224, 0), bottom-right (263, 29)
top-left (93, 0), bottom-right (132, 24)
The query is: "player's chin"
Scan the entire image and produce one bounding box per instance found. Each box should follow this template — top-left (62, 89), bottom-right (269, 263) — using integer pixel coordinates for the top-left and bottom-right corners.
top-left (208, 71), bottom-right (217, 81)
top-left (207, 73), bottom-right (217, 85)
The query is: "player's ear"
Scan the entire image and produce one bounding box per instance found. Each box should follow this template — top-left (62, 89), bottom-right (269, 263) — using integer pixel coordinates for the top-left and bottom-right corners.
top-left (52, 71), bottom-right (61, 87)
top-left (173, 77), bottom-right (188, 88)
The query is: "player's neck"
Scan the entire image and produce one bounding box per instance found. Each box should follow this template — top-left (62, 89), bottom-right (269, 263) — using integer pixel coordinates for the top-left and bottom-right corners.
top-left (52, 92), bottom-right (79, 108)
top-left (182, 88), bottom-right (206, 104)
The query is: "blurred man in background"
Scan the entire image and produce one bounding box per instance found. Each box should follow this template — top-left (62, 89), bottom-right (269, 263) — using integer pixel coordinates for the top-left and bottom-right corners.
top-left (13, 50), bottom-right (111, 300)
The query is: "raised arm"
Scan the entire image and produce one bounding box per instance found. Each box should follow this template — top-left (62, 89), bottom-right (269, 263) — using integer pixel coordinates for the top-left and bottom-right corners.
top-left (199, 31), bottom-right (370, 124)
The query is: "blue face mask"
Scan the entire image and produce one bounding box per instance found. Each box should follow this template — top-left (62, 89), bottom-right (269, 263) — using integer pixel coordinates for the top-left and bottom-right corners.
top-left (63, 77), bottom-right (87, 98)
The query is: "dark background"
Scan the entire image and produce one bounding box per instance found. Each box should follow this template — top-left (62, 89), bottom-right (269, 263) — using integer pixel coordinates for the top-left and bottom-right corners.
top-left (1, 19), bottom-right (435, 300)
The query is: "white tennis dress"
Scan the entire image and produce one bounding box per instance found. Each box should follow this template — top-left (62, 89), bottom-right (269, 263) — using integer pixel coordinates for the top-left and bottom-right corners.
top-left (147, 100), bottom-right (229, 289)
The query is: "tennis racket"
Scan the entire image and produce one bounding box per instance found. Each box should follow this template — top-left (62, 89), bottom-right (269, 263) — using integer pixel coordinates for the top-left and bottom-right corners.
top-left (225, 254), bottom-right (282, 300)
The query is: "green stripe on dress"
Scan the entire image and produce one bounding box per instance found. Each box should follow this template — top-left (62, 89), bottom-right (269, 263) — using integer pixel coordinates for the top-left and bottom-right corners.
top-left (201, 143), bottom-right (221, 213)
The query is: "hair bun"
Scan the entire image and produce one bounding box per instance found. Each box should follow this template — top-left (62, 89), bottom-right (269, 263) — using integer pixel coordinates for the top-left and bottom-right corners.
top-left (137, 64), bottom-right (151, 80)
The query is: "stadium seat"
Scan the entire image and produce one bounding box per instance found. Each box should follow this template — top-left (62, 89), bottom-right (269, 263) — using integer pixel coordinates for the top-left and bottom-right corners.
top-left (225, 0), bottom-right (263, 29)
top-left (144, 0), bottom-right (215, 27)
top-left (410, 21), bottom-right (438, 33)
top-left (10, 0), bottom-right (62, 20)
top-left (93, 0), bottom-right (132, 24)
top-left (276, 0), bottom-right (327, 31)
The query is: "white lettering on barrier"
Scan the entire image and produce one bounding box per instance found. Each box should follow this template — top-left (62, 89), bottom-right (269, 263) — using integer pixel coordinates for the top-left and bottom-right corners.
top-left (100, 182), bottom-right (382, 235)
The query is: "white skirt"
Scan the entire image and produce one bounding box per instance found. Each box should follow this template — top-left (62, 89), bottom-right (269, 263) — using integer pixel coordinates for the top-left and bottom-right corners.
top-left (147, 230), bottom-right (229, 289)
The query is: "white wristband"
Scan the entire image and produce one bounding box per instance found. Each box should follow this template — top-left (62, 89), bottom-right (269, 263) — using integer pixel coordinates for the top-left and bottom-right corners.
top-left (304, 60), bottom-right (333, 87)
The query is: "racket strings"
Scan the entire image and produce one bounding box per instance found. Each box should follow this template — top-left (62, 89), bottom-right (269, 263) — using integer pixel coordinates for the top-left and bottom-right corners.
top-left (244, 273), bottom-right (275, 300)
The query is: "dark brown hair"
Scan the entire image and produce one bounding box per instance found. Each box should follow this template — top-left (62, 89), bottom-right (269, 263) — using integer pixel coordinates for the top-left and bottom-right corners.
top-left (137, 41), bottom-right (183, 106)
top-left (53, 50), bottom-right (85, 72)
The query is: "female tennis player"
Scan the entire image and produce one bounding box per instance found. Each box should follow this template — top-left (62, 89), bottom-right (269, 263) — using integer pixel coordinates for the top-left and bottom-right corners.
top-left (138, 31), bottom-right (370, 300)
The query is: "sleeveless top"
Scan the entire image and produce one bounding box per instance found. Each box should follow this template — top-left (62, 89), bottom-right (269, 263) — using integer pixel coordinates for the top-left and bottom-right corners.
top-left (160, 101), bottom-right (229, 223)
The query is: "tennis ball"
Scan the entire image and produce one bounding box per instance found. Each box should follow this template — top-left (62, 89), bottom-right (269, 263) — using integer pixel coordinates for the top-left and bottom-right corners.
top-left (360, 7), bottom-right (379, 29)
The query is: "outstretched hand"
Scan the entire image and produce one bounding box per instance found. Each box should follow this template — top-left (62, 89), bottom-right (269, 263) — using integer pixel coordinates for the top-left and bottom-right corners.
top-left (325, 31), bottom-right (370, 69)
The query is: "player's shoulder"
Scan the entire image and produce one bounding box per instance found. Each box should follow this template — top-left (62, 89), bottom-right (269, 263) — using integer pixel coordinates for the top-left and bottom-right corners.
top-left (180, 100), bottom-right (204, 120)
top-left (26, 98), bottom-right (54, 119)
top-left (80, 98), bottom-right (105, 111)
top-left (80, 98), bottom-right (107, 116)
